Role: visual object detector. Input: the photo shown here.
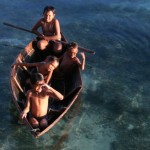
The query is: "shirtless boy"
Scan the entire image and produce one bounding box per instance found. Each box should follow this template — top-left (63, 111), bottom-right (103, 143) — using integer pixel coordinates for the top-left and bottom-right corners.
top-left (59, 42), bottom-right (86, 74)
top-left (13, 56), bottom-right (59, 84)
top-left (20, 73), bottom-right (64, 129)
top-left (32, 6), bottom-right (62, 53)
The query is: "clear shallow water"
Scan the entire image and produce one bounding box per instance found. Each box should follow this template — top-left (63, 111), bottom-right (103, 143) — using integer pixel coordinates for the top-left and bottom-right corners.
top-left (0, 0), bottom-right (150, 150)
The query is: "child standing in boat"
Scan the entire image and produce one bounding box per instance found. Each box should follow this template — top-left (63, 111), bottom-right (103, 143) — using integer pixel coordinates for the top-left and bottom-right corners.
top-left (13, 56), bottom-right (59, 84)
top-left (20, 73), bottom-right (64, 129)
top-left (32, 6), bottom-right (62, 54)
top-left (58, 42), bottom-right (86, 74)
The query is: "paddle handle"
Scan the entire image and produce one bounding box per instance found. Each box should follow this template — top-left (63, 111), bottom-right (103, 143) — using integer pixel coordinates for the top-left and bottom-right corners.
top-left (3, 22), bottom-right (95, 54)
top-left (57, 40), bottom-right (95, 54)
top-left (3, 22), bottom-right (33, 34)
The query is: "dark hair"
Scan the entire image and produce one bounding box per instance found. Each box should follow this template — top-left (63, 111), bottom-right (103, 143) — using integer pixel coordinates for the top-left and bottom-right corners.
top-left (30, 73), bottom-right (44, 85)
top-left (67, 42), bottom-right (78, 51)
top-left (43, 6), bottom-right (56, 14)
top-left (45, 55), bottom-right (59, 64)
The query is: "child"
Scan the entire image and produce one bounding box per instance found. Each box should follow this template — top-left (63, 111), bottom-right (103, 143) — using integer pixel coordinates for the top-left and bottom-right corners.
top-left (58, 42), bottom-right (85, 74)
top-left (32, 6), bottom-right (62, 53)
top-left (13, 56), bottom-right (59, 84)
top-left (20, 73), bottom-right (64, 129)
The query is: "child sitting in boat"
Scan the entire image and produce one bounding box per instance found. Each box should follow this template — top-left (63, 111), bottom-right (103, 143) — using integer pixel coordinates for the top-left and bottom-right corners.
top-left (32, 6), bottom-right (62, 54)
top-left (20, 73), bottom-right (64, 130)
top-left (13, 55), bottom-right (59, 84)
top-left (58, 42), bottom-right (86, 74)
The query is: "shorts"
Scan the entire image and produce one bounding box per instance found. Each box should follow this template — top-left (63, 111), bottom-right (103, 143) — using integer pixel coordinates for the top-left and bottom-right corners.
top-left (28, 112), bottom-right (47, 122)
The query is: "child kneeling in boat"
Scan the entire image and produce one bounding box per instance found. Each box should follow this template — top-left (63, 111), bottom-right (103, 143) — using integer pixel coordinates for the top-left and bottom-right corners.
top-left (20, 73), bottom-right (64, 129)
top-left (32, 6), bottom-right (62, 54)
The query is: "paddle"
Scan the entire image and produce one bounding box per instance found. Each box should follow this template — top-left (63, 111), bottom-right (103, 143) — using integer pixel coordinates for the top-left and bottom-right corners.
top-left (3, 22), bottom-right (95, 54)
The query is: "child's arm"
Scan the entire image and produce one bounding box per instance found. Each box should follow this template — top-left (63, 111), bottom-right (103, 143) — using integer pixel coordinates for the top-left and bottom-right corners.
top-left (20, 91), bottom-right (31, 119)
top-left (43, 85), bottom-right (64, 100)
top-left (80, 52), bottom-right (85, 70)
top-left (13, 62), bottom-right (40, 68)
top-left (32, 19), bottom-right (44, 39)
top-left (45, 71), bottom-right (53, 84)
top-left (74, 52), bottom-right (86, 70)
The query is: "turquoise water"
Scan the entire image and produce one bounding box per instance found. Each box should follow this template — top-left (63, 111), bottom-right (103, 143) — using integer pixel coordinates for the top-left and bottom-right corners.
top-left (0, 0), bottom-right (150, 149)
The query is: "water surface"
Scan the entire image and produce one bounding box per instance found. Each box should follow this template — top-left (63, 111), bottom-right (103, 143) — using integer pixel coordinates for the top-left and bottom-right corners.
top-left (0, 0), bottom-right (150, 150)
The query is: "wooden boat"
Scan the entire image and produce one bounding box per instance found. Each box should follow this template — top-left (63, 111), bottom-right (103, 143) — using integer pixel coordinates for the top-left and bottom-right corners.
top-left (10, 38), bottom-right (82, 138)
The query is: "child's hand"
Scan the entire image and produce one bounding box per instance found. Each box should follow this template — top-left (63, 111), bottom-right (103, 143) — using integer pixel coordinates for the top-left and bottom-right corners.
top-left (41, 84), bottom-right (51, 90)
top-left (80, 52), bottom-right (85, 60)
top-left (20, 112), bottom-right (27, 119)
top-left (73, 57), bottom-right (80, 64)
top-left (11, 63), bottom-right (16, 68)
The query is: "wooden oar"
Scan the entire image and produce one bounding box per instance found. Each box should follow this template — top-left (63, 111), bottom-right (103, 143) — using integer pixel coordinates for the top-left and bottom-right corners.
top-left (3, 22), bottom-right (33, 34)
top-left (3, 22), bottom-right (95, 54)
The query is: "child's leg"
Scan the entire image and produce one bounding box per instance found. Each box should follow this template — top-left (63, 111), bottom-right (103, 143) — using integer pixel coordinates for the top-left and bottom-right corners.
top-left (29, 117), bottom-right (39, 129)
top-left (39, 118), bottom-right (48, 129)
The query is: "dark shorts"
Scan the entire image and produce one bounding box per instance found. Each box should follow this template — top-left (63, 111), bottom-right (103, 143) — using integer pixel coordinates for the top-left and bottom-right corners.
top-left (28, 112), bottom-right (47, 122)
top-left (32, 38), bottom-right (63, 59)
